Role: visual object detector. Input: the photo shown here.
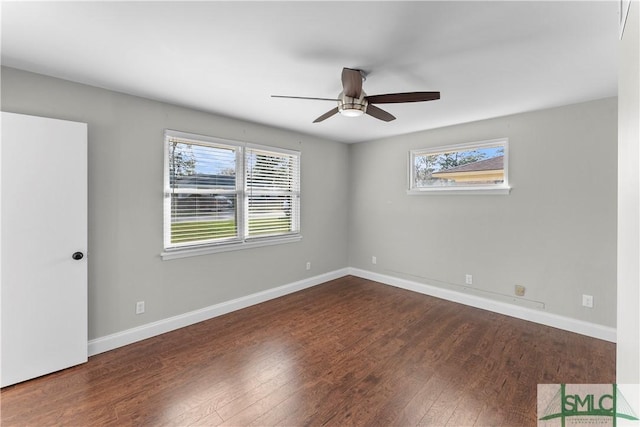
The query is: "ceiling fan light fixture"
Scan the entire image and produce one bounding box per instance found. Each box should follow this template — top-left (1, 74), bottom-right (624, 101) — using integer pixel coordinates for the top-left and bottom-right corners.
top-left (338, 94), bottom-right (367, 117)
top-left (339, 107), bottom-right (365, 117)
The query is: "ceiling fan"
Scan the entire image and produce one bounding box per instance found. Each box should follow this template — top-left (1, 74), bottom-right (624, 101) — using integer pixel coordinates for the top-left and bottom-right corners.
top-left (272, 67), bottom-right (440, 123)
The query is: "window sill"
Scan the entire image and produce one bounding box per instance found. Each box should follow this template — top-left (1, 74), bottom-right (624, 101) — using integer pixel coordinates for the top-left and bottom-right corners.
top-left (407, 185), bottom-right (511, 196)
top-left (161, 234), bottom-right (302, 260)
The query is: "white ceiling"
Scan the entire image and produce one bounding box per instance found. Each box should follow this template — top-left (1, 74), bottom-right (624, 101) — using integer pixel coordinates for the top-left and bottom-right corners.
top-left (1, 1), bottom-right (618, 144)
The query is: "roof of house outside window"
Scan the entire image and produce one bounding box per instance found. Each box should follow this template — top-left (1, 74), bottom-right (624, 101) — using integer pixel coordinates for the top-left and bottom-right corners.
top-left (435, 155), bottom-right (503, 174)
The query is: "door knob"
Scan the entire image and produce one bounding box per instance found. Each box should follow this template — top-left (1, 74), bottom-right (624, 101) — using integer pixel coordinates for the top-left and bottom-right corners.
top-left (72, 252), bottom-right (84, 260)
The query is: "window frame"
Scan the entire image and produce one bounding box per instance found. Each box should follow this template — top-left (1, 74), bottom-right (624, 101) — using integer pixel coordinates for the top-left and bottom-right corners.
top-left (162, 130), bottom-right (301, 260)
top-left (408, 138), bottom-right (511, 195)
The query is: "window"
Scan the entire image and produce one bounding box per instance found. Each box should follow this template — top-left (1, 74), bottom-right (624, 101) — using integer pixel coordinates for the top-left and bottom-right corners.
top-left (409, 138), bottom-right (510, 194)
top-left (163, 130), bottom-right (300, 259)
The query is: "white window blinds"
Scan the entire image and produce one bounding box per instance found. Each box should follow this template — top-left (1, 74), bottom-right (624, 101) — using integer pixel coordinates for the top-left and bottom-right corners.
top-left (163, 130), bottom-right (300, 254)
top-left (166, 137), bottom-right (240, 247)
top-left (245, 146), bottom-right (300, 239)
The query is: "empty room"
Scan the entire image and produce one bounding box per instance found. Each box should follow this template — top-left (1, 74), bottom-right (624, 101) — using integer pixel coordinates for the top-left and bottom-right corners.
top-left (1, 1), bottom-right (639, 426)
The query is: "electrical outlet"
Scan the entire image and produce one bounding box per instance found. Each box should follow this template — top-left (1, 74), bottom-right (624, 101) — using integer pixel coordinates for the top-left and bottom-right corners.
top-left (136, 301), bottom-right (145, 314)
top-left (582, 294), bottom-right (593, 308)
top-left (465, 274), bottom-right (473, 285)
top-left (515, 285), bottom-right (526, 297)
top-left (306, 261), bottom-right (311, 271)
top-left (372, 256), bottom-right (377, 265)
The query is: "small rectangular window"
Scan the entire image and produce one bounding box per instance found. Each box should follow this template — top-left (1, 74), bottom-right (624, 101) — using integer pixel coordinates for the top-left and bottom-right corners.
top-left (163, 130), bottom-right (300, 258)
top-left (409, 138), bottom-right (510, 194)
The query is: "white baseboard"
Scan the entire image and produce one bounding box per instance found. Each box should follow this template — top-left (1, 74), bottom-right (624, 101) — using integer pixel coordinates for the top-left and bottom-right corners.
top-left (88, 266), bottom-right (615, 356)
top-left (88, 268), bottom-right (349, 356)
top-left (348, 267), bottom-right (616, 343)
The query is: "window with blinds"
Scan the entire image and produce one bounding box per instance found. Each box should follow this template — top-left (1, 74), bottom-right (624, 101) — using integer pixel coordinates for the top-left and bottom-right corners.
top-left (163, 130), bottom-right (300, 257)
top-left (246, 147), bottom-right (300, 238)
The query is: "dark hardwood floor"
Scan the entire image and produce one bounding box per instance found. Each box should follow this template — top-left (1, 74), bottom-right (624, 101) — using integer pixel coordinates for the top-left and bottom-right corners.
top-left (1, 276), bottom-right (615, 426)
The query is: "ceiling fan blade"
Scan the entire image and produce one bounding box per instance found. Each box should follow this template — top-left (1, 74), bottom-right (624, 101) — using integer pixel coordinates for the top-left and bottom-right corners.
top-left (272, 95), bottom-right (339, 101)
top-left (341, 68), bottom-right (363, 98)
top-left (366, 105), bottom-right (396, 122)
top-left (313, 107), bottom-right (339, 123)
top-left (366, 92), bottom-right (440, 104)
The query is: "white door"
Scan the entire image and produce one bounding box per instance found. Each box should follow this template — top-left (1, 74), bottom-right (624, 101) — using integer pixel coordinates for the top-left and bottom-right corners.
top-left (1, 112), bottom-right (88, 387)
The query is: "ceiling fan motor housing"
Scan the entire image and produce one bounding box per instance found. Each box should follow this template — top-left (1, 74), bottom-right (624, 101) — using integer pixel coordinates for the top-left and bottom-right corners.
top-left (338, 91), bottom-right (368, 117)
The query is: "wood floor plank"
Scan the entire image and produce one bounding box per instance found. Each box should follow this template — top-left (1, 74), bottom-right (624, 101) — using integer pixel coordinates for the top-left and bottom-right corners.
top-left (1, 276), bottom-right (616, 426)
top-left (390, 373), bottom-right (445, 426)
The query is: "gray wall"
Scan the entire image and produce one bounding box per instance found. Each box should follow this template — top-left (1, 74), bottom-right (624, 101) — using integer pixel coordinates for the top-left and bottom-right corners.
top-left (617, 1), bottom-right (640, 383)
top-left (349, 98), bottom-right (618, 327)
top-left (1, 66), bottom-right (619, 342)
top-left (1, 67), bottom-right (350, 340)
